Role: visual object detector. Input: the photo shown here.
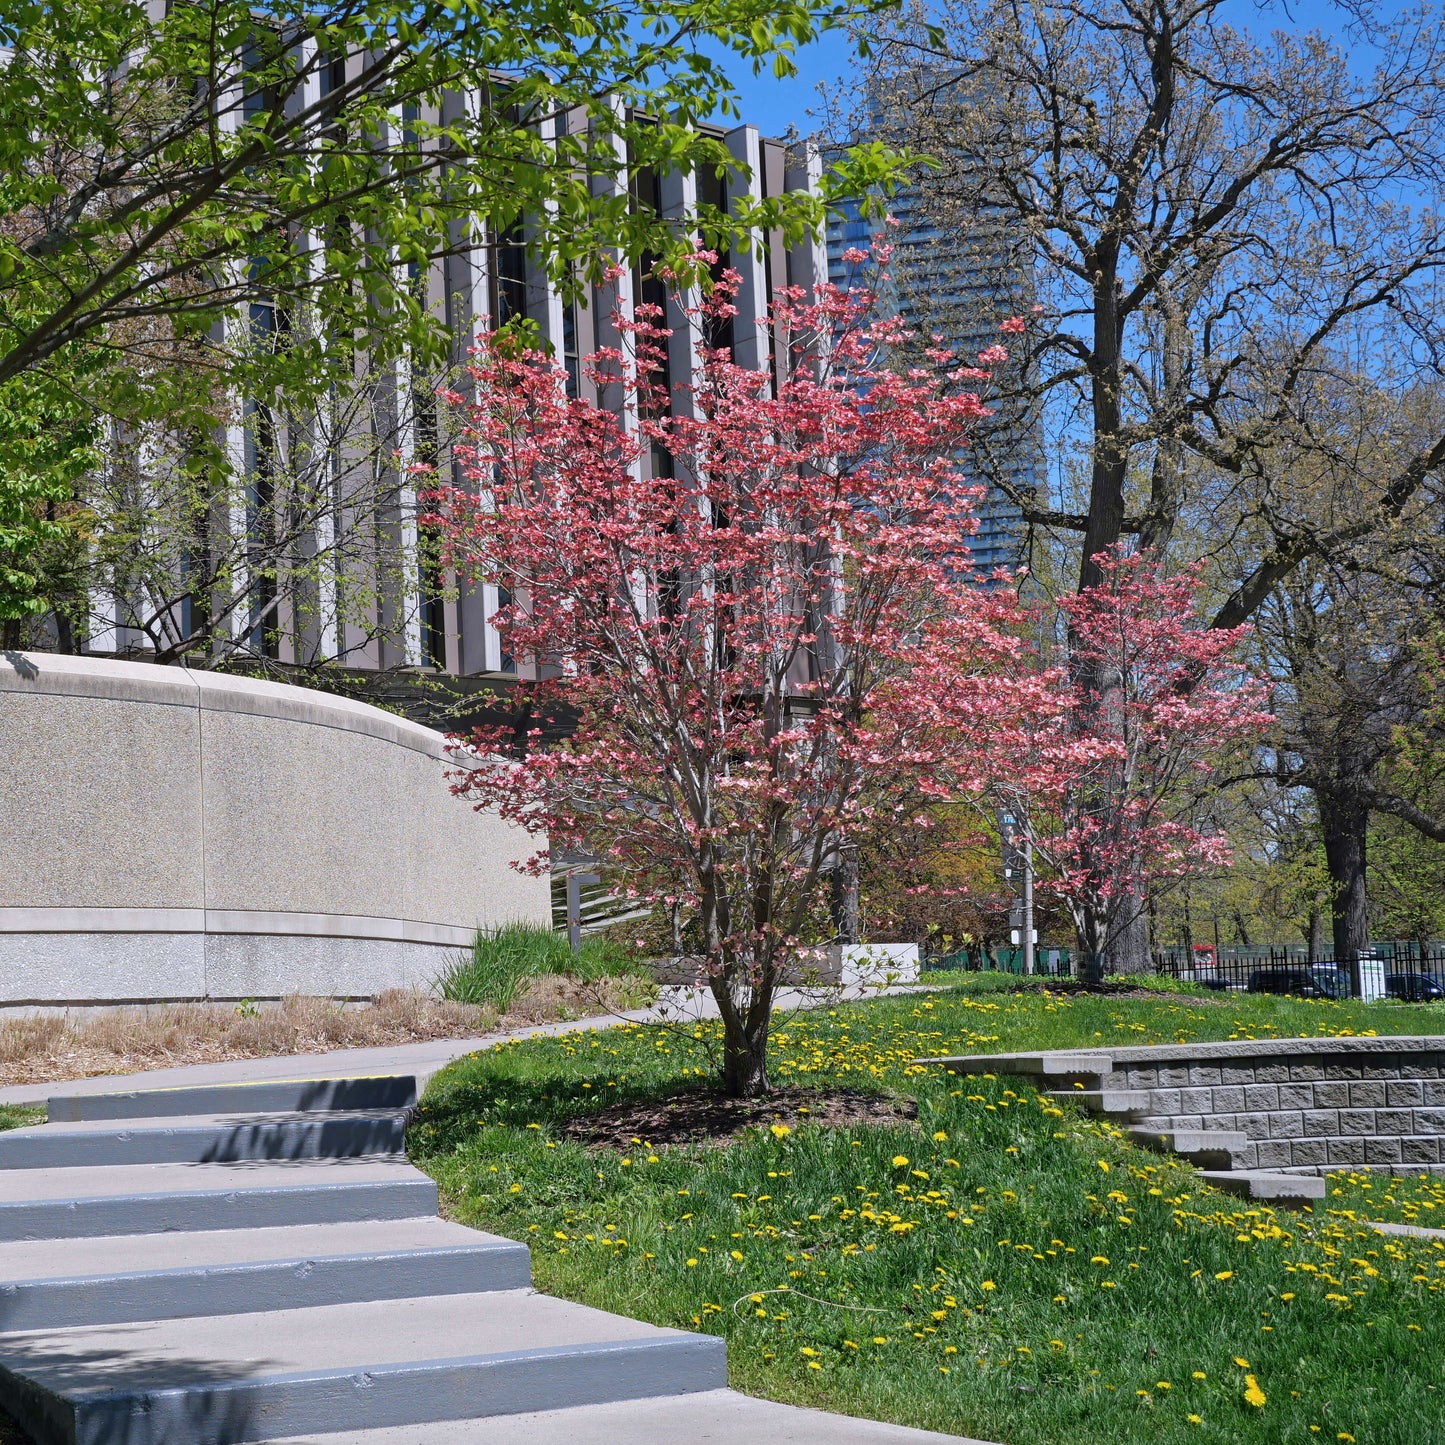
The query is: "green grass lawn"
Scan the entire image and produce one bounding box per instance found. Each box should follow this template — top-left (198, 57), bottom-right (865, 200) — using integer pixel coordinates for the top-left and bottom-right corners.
top-left (0, 1106), bottom-right (42, 1133)
top-left (410, 981), bottom-right (1445, 1445)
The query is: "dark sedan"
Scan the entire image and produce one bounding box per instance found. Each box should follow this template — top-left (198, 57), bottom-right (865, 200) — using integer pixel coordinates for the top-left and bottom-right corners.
top-left (1385, 972), bottom-right (1445, 1002)
top-left (1246, 966), bottom-right (1349, 1000)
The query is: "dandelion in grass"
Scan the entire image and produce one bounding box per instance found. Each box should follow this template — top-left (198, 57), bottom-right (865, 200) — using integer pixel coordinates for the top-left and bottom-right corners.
top-left (1243, 1374), bottom-right (1267, 1408)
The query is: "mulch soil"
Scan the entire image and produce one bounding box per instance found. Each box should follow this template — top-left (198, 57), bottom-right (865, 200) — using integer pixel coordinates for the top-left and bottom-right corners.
top-left (559, 1086), bottom-right (918, 1151)
top-left (978, 977), bottom-right (1226, 1004)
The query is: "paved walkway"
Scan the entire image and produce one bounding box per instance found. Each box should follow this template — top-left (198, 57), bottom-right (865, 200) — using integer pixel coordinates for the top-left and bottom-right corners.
top-left (0, 983), bottom-right (925, 1107)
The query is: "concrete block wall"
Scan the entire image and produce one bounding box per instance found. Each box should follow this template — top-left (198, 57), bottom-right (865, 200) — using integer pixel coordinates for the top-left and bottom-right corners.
top-left (946, 1036), bottom-right (1445, 1176)
top-left (1111, 1045), bottom-right (1445, 1172)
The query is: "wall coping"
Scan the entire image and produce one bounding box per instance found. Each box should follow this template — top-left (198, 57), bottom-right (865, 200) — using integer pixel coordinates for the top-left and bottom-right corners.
top-left (923, 1034), bottom-right (1445, 1073)
top-left (0, 651), bottom-right (445, 759)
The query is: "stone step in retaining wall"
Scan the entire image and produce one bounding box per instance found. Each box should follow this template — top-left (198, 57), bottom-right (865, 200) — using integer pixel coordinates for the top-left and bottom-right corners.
top-left (927, 1035), bottom-right (1445, 1176)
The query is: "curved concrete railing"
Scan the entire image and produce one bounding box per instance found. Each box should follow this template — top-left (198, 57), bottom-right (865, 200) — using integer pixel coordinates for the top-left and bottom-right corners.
top-left (0, 651), bottom-right (549, 1005)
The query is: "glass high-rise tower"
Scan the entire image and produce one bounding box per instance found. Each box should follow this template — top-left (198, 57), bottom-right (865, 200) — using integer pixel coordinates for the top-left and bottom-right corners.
top-left (826, 169), bottom-right (1043, 576)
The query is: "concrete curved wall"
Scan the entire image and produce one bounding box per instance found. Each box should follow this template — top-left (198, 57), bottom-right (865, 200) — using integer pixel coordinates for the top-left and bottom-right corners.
top-left (0, 652), bottom-right (549, 1005)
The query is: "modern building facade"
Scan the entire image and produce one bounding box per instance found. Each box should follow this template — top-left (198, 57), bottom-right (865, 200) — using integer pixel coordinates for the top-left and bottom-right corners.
top-left (71, 113), bottom-right (828, 696)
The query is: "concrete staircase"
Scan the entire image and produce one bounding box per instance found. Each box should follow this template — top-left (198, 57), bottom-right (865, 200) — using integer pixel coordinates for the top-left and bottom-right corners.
top-left (928, 1052), bottom-right (1326, 1206)
top-left (0, 1074), bottom-right (732, 1444)
top-left (0, 1074), bottom-right (984, 1445)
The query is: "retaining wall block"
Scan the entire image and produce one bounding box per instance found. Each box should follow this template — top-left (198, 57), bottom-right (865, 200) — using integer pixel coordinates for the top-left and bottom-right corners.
top-left (1338, 1109), bottom-right (1377, 1134)
top-left (1312, 1082), bottom-right (1351, 1109)
top-left (1349, 1082), bottom-right (1388, 1108)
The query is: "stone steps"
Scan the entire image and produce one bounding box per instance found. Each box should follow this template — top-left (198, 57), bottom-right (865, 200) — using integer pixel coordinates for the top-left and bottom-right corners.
top-left (0, 1109), bottom-right (411, 1170)
top-left (924, 1051), bottom-right (1327, 1205)
top-left (44, 1075), bottom-right (418, 1123)
top-left (0, 1071), bottom-right (974, 1445)
top-left (0, 1290), bottom-right (726, 1445)
top-left (0, 1157), bottom-right (438, 1240)
top-left (0, 1216), bottom-right (529, 1331)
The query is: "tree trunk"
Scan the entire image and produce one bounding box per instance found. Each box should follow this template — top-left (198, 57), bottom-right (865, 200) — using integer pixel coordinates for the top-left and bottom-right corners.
top-left (830, 845), bottom-right (859, 945)
top-left (1307, 906), bottom-right (1326, 964)
top-left (1319, 790), bottom-right (1369, 995)
top-left (720, 1007), bottom-right (770, 1097)
top-left (1109, 900), bottom-right (1151, 975)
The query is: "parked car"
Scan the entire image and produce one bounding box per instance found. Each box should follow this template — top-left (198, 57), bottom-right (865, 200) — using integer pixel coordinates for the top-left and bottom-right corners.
top-left (1246, 965), bottom-right (1348, 999)
top-left (1385, 972), bottom-right (1445, 1002)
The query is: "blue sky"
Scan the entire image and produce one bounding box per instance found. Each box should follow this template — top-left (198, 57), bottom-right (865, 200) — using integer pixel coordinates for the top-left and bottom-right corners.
top-left (715, 0), bottom-right (1374, 140)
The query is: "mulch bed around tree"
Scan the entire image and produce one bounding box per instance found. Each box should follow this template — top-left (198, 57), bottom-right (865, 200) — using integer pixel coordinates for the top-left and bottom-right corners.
top-left (978, 977), bottom-right (1227, 1003)
top-left (559, 1086), bottom-right (919, 1151)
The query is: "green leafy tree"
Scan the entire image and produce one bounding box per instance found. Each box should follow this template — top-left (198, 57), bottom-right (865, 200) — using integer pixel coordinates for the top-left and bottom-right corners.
top-left (0, 0), bottom-right (899, 639)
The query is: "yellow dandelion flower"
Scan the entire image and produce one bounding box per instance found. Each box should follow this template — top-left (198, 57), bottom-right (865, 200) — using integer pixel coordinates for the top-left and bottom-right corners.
top-left (980, 1280), bottom-right (996, 1291)
top-left (1091, 1256), bottom-right (1110, 1266)
top-left (892, 1155), bottom-right (910, 1168)
top-left (1192, 1371), bottom-right (1207, 1380)
top-left (686, 1258), bottom-right (698, 1267)
top-left (1187, 1415), bottom-right (1203, 1425)
top-left (1233, 1356), bottom-right (1250, 1368)
top-left (1215, 1271), bottom-right (1233, 1281)
top-left (1243, 1374), bottom-right (1267, 1409)
top-left (770, 1124), bottom-right (791, 1139)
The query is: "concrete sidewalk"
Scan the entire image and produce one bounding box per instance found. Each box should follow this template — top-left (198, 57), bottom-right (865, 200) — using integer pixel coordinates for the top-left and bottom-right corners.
top-left (0, 983), bottom-right (927, 1106)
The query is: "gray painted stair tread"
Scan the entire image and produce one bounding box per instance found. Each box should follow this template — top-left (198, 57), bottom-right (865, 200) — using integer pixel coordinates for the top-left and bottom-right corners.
top-left (0, 1289), bottom-right (698, 1378)
top-left (0, 1107), bottom-right (408, 1138)
top-left (47, 1074), bottom-right (417, 1123)
top-left (0, 1216), bottom-right (512, 1282)
top-left (0, 1108), bottom-right (409, 1167)
top-left (0, 1156), bottom-right (423, 1206)
top-left (261, 1387), bottom-right (995, 1443)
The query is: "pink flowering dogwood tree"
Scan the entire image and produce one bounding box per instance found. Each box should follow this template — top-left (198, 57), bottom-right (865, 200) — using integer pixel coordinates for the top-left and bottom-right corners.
top-left (424, 265), bottom-right (1068, 1095)
top-left (1033, 549), bottom-right (1274, 971)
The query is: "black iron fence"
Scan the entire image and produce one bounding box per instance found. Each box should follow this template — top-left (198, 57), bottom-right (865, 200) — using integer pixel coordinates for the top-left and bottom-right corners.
top-left (923, 939), bottom-right (1445, 1001)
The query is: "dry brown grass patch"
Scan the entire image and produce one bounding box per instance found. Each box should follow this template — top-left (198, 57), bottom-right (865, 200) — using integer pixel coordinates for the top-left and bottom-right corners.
top-left (0, 976), bottom-right (657, 1088)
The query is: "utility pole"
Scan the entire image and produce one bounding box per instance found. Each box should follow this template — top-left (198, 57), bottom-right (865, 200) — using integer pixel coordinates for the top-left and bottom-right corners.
top-left (1022, 823), bottom-right (1035, 976)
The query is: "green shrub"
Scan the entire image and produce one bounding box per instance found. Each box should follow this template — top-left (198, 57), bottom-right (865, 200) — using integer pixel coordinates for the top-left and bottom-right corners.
top-left (435, 922), bottom-right (640, 1010)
